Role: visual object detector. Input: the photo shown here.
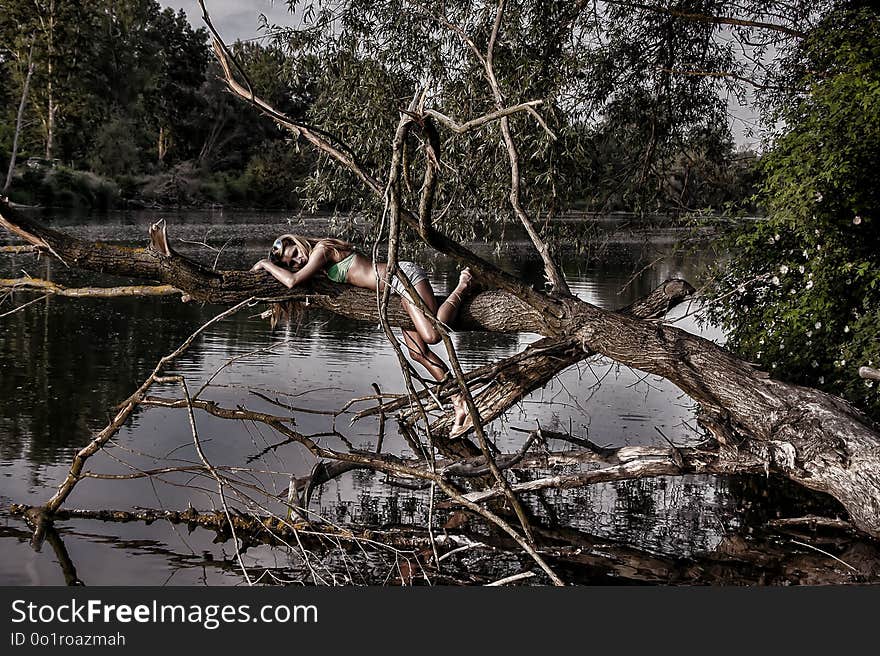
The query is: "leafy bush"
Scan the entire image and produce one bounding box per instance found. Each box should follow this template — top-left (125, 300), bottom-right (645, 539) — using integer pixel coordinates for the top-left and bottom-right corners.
top-left (705, 5), bottom-right (880, 420)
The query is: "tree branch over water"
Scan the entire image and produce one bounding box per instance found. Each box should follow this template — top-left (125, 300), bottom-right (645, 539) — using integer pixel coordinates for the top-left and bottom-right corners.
top-left (4, 3), bottom-right (880, 588)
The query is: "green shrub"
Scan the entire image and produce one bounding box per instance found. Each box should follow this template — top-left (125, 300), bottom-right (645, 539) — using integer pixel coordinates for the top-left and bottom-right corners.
top-left (704, 6), bottom-right (880, 421)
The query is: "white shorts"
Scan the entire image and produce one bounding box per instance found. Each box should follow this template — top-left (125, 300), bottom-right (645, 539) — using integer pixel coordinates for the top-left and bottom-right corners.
top-left (389, 261), bottom-right (429, 302)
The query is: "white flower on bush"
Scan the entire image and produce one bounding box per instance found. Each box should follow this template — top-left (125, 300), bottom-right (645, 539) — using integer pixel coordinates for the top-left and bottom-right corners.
top-left (844, 325), bottom-right (850, 333)
top-left (815, 321), bottom-right (822, 330)
top-left (779, 265), bottom-right (789, 274)
top-left (799, 265), bottom-right (805, 273)
top-left (772, 276), bottom-right (780, 286)
top-left (806, 280), bottom-right (814, 290)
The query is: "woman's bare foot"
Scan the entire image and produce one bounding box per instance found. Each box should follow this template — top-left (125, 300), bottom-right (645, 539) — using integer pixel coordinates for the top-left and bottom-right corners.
top-left (455, 267), bottom-right (473, 295)
top-left (449, 393), bottom-right (473, 438)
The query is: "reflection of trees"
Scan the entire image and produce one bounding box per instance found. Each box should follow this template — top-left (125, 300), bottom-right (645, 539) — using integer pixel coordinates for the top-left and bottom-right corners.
top-left (0, 296), bottom-right (275, 464)
top-left (1, 298), bottom-right (191, 463)
top-left (723, 474), bottom-right (848, 528)
top-left (6, 502), bottom-right (876, 585)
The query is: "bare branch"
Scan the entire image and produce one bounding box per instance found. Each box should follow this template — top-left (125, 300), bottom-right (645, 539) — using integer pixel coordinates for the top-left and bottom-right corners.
top-left (1, 277), bottom-right (180, 298)
top-left (424, 101), bottom-right (549, 136)
top-left (656, 66), bottom-right (787, 91)
top-left (38, 297), bottom-right (255, 525)
top-left (859, 367), bottom-right (880, 382)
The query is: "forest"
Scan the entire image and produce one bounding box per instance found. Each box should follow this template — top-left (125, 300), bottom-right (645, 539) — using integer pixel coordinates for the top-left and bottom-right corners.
top-left (1, 0), bottom-right (878, 586)
top-left (0, 0), bottom-right (757, 211)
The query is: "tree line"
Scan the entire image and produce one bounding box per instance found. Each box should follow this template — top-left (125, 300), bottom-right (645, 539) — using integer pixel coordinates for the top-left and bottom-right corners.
top-left (0, 0), bottom-right (757, 211)
top-left (0, 0), bottom-right (311, 208)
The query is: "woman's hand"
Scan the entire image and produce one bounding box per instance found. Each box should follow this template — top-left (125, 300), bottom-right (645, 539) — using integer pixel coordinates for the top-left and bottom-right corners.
top-left (251, 259), bottom-right (269, 271)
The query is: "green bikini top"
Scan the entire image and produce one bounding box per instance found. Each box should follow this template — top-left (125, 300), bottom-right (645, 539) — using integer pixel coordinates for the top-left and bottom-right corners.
top-left (326, 252), bottom-right (356, 283)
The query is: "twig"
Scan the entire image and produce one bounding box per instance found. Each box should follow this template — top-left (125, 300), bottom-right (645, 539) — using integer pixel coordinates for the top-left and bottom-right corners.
top-left (0, 292), bottom-right (48, 318)
top-left (789, 539), bottom-right (859, 574)
top-left (175, 375), bottom-right (253, 585)
top-left (484, 571), bottom-right (536, 586)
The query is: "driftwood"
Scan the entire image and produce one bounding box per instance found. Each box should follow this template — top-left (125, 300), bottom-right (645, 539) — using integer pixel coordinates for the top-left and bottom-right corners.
top-left (1, 277), bottom-right (179, 297)
top-left (8, 503), bottom-right (877, 585)
top-left (4, 198), bottom-right (880, 542)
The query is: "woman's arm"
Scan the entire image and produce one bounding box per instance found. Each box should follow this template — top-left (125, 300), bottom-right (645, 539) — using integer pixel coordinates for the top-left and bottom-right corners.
top-left (251, 246), bottom-right (327, 288)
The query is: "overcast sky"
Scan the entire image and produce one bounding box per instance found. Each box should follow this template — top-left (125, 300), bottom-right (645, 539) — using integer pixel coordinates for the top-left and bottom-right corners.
top-left (162, 1), bottom-right (296, 41)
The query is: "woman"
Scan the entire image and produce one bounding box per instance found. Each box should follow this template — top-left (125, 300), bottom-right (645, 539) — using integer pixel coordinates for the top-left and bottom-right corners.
top-left (251, 234), bottom-right (474, 436)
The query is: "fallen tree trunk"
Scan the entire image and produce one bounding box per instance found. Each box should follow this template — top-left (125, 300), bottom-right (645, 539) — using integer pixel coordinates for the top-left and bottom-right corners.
top-left (3, 205), bottom-right (880, 539)
top-left (0, 204), bottom-right (542, 332)
top-left (390, 280), bottom-right (696, 435)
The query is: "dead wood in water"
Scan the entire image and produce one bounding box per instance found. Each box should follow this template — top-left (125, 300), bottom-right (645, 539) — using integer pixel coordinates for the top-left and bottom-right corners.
top-left (1, 277), bottom-right (179, 297)
top-left (8, 503), bottom-right (877, 585)
top-left (4, 1), bottom-right (880, 583)
top-left (4, 185), bottom-right (880, 544)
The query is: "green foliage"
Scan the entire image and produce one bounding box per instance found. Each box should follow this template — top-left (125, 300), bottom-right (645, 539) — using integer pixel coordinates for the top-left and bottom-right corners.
top-left (705, 4), bottom-right (880, 420)
top-left (243, 140), bottom-right (310, 208)
top-left (262, 0), bottom-right (757, 241)
top-left (89, 117), bottom-right (141, 177)
top-left (11, 166), bottom-right (120, 210)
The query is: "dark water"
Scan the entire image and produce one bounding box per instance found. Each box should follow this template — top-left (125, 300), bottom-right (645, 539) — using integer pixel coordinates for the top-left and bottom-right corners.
top-left (0, 209), bottom-right (875, 585)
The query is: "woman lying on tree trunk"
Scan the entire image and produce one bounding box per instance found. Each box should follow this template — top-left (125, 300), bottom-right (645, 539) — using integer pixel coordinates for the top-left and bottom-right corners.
top-left (252, 234), bottom-right (475, 436)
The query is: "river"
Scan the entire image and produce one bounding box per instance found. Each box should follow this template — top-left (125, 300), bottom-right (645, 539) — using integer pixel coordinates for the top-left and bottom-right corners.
top-left (0, 209), bottom-right (873, 585)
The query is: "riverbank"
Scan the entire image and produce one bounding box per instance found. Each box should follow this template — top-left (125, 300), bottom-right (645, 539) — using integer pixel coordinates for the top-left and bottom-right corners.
top-left (3, 161), bottom-right (308, 212)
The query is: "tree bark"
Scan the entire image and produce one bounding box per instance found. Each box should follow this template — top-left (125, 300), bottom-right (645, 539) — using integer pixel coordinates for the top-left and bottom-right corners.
top-left (3, 40), bottom-right (36, 197)
top-left (43, 0), bottom-right (56, 161)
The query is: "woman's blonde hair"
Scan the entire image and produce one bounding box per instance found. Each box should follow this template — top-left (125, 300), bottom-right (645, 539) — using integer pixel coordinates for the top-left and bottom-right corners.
top-left (273, 234), bottom-right (353, 270)
top-left (269, 234), bottom-right (355, 330)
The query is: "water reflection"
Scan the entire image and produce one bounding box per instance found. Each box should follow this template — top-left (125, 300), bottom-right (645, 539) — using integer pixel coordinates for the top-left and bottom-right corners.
top-left (0, 210), bottom-right (867, 585)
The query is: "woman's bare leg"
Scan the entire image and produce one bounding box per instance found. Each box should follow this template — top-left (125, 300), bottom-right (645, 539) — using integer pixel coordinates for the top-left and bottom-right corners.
top-left (402, 270), bottom-right (475, 436)
top-left (402, 329), bottom-right (448, 382)
top-left (439, 269), bottom-right (474, 435)
top-left (437, 268), bottom-right (473, 326)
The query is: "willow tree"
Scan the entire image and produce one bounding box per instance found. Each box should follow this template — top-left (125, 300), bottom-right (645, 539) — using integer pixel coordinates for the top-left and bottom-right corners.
top-left (3, 0), bottom-right (880, 580)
